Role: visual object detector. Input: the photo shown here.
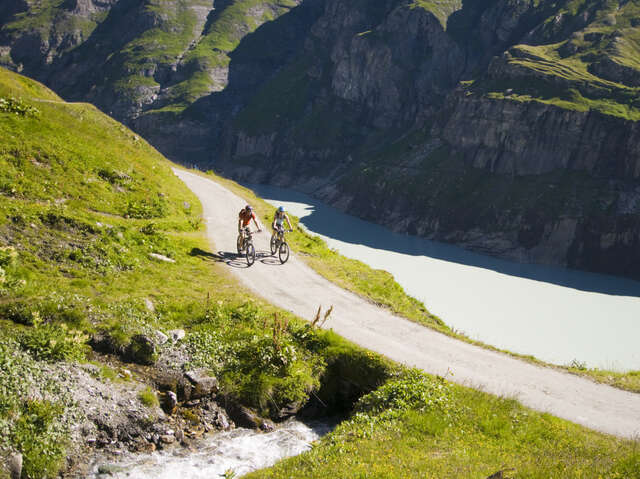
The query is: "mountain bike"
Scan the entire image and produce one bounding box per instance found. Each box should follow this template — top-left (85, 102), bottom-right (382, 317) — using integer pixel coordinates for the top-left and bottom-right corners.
top-left (237, 227), bottom-right (259, 266)
top-left (270, 227), bottom-right (291, 264)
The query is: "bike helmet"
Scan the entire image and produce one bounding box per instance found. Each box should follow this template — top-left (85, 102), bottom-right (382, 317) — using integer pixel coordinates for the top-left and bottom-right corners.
top-left (278, 206), bottom-right (285, 212)
top-left (245, 205), bottom-right (253, 211)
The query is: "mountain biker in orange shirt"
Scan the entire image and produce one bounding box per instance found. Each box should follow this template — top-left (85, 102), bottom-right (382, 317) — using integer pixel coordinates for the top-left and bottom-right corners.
top-left (238, 205), bottom-right (261, 237)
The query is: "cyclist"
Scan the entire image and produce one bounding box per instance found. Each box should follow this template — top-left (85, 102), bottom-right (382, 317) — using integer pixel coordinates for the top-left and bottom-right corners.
top-left (238, 205), bottom-right (261, 239)
top-left (272, 206), bottom-right (293, 234)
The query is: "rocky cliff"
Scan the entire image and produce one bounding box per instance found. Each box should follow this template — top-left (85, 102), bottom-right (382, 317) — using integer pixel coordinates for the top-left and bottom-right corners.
top-left (217, 0), bottom-right (640, 278)
top-left (2, 0), bottom-right (640, 278)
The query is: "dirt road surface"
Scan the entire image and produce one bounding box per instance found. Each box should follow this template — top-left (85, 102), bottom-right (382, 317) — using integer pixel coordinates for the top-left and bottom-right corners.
top-left (175, 169), bottom-right (640, 439)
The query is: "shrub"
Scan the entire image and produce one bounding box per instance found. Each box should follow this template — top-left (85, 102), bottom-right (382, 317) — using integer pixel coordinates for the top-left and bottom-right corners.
top-left (11, 400), bottom-right (67, 478)
top-left (0, 246), bottom-right (17, 268)
top-left (18, 316), bottom-right (89, 362)
top-left (0, 97), bottom-right (40, 117)
top-left (0, 301), bottom-right (34, 325)
top-left (97, 168), bottom-right (132, 186)
top-left (354, 369), bottom-right (454, 419)
top-left (125, 197), bottom-right (168, 219)
top-left (0, 339), bottom-right (75, 478)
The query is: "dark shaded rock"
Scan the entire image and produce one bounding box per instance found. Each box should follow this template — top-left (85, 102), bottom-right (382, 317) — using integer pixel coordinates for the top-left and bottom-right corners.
top-left (125, 334), bottom-right (157, 365)
top-left (161, 391), bottom-right (178, 415)
top-left (275, 401), bottom-right (305, 419)
top-left (154, 369), bottom-right (194, 402)
top-left (225, 404), bottom-right (263, 429)
top-left (89, 332), bottom-right (124, 356)
top-left (260, 419), bottom-right (275, 432)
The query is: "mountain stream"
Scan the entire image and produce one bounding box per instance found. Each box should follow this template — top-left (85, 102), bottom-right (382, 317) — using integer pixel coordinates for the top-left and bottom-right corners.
top-left (90, 419), bottom-right (329, 478)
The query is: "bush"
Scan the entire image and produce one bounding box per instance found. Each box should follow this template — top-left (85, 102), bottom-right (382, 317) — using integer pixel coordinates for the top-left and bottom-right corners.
top-left (0, 246), bottom-right (17, 268)
top-left (354, 369), bottom-right (454, 420)
top-left (0, 97), bottom-right (40, 117)
top-left (0, 301), bottom-right (34, 325)
top-left (0, 339), bottom-right (75, 478)
top-left (0, 296), bottom-right (89, 327)
top-left (18, 315), bottom-right (88, 362)
top-left (125, 197), bottom-right (168, 219)
top-left (11, 400), bottom-right (67, 478)
top-left (97, 168), bottom-right (132, 186)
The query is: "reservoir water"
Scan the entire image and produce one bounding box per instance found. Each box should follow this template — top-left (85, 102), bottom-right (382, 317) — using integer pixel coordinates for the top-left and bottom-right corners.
top-left (251, 184), bottom-right (640, 371)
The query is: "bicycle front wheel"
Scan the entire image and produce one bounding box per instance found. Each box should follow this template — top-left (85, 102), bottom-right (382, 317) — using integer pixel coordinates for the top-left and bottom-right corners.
top-left (270, 234), bottom-right (278, 255)
top-left (278, 242), bottom-right (290, 264)
top-left (246, 243), bottom-right (256, 266)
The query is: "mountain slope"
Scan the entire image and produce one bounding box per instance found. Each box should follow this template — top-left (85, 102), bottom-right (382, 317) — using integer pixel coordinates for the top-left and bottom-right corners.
top-left (2, 0), bottom-right (640, 277)
top-left (0, 66), bottom-right (363, 477)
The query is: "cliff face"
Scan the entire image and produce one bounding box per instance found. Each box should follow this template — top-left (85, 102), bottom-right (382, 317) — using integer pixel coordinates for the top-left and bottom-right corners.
top-left (2, 0), bottom-right (640, 277)
top-left (216, 0), bottom-right (640, 278)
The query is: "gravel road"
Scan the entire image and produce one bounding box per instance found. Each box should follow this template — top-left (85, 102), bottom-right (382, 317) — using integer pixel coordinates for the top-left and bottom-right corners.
top-left (175, 168), bottom-right (640, 439)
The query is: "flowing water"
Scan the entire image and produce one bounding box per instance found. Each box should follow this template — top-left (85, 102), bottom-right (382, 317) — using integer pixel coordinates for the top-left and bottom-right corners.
top-left (90, 419), bottom-right (330, 478)
top-left (250, 184), bottom-right (640, 371)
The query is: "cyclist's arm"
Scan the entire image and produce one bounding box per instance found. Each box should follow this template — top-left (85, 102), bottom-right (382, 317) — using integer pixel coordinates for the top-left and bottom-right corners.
top-left (285, 215), bottom-right (293, 230)
top-left (252, 215), bottom-right (261, 231)
top-left (238, 218), bottom-right (243, 232)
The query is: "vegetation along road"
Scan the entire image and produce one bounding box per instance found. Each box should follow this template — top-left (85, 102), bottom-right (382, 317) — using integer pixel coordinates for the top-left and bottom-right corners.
top-left (175, 169), bottom-right (640, 439)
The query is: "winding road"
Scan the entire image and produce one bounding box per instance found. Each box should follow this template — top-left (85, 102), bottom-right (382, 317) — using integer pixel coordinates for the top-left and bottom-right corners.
top-left (175, 168), bottom-right (640, 439)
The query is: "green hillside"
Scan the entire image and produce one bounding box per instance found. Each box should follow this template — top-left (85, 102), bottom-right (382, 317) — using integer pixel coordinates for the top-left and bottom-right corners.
top-left (0, 66), bottom-right (373, 477)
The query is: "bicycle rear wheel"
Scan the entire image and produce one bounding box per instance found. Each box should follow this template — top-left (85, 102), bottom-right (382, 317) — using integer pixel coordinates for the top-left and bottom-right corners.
top-left (270, 234), bottom-right (278, 255)
top-left (278, 242), bottom-right (290, 264)
top-left (237, 234), bottom-right (243, 254)
top-left (246, 243), bottom-right (256, 266)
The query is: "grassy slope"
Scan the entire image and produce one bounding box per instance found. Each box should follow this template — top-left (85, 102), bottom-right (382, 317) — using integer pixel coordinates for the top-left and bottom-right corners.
top-left (0, 67), bottom-right (387, 477)
top-left (411, 0), bottom-right (462, 28)
top-left (477, 0), bottom-right (640, 119)
top-left (247, 383), bottom-right (640, 479)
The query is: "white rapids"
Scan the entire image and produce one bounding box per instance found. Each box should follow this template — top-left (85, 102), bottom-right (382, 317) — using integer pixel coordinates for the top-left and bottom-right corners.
top-left (91, 419), bottom-right (330, 478)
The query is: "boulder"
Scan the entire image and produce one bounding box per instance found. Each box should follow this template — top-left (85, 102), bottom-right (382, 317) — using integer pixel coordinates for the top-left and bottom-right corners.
top-left (154, 330), bottom-right (168, 345)
top-left (89, 332), bottom-right (125, 356)
top-left (161, 391), bottom-right (178, 415)
top-left (226, 404), bottom-right (263, 429)
top-left (168, 329), bottom-right (186, 342)
top-left (8, 452), bottom-right (22, 479)
top-left (184, 369), bottom-right (218, 399)
top-left (149, 253), bottom-right (175, 263)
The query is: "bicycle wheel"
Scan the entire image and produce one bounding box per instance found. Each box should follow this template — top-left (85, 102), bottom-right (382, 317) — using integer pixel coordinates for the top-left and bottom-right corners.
top-left (237, 234), bottom-right (243, 254)
top-left (246, 243), bottom-right (256, 266)
top-left (278, 241), bottom-right (290, 264)
top-left (270, 233), bottom-right (278, 255)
